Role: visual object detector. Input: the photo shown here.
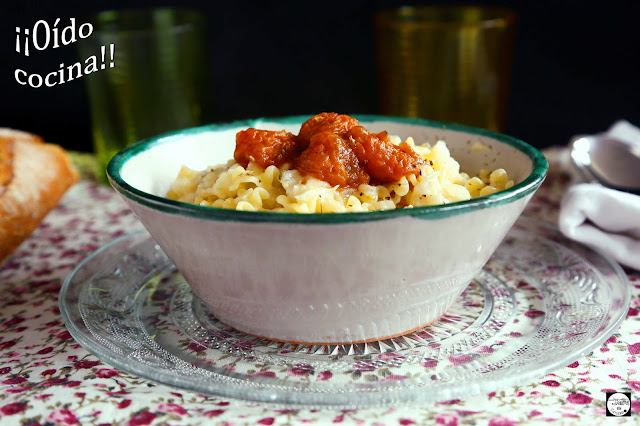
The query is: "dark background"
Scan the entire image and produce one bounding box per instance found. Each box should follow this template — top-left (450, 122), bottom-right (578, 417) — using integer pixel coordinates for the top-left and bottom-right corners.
top-left (1, 0), bottom-right (638, 151)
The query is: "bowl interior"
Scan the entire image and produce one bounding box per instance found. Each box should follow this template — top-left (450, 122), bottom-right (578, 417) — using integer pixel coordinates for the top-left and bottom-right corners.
top-left (117, 116), bottom-right (539, 200)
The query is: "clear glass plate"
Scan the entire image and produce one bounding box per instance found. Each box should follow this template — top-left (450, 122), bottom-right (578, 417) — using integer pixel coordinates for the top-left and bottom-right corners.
top-left (59, 216), bottom-right (630, 408)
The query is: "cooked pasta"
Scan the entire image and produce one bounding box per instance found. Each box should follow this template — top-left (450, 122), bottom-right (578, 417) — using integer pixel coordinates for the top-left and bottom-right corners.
top-left (166, 136), bottom-right (514, 213)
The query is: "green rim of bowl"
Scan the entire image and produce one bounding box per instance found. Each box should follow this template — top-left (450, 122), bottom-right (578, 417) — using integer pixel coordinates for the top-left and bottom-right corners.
top-left (107, 115), bottom-right (548, 224)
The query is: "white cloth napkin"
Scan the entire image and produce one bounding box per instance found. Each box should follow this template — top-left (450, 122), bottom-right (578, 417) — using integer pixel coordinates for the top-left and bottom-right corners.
top-left (558, 120), bottom-right (640, 270)
top-left (559, 183), bottom-right (640, 269)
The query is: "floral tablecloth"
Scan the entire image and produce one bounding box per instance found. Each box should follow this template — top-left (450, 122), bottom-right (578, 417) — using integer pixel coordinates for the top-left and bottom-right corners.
top-left (1, 148), bottom-right (638, 425)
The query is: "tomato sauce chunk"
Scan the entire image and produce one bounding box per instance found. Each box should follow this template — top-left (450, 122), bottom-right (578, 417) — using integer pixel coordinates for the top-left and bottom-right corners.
top-left (296, 132), bottom-right (369, 187)
top-left (347, 126), bottom-right (426, 184)
top-left (296, 112), bottom-right (359, 148)
top-left (234, 128), bottom-right (298, 169)
top-left (233, 113), bottom-right (426, 188)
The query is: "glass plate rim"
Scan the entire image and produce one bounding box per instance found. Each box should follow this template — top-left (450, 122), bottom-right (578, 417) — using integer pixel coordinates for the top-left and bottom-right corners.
top-left (58, 216), bottom-right (631, 407)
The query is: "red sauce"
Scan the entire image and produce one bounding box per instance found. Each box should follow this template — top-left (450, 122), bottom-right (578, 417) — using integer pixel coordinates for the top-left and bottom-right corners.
top-left (234, 128), bottom-right (298, 169)
top-left (346, 126), bottom-right (426, 183)
top-left (297, 131), bottom-right (370, 187)
top-left (233, 113), bottom-right (426, 187)
top-left (296, 112), bottom-right (359, 149)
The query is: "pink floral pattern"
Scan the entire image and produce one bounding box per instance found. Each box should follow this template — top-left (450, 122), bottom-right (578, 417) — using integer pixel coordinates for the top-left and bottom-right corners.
top-left (0, 149), bottom-right (638, 424)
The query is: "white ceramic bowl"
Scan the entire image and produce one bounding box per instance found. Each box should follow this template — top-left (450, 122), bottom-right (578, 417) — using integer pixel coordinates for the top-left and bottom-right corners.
top-left (107, 115), bottom-right (547, 344)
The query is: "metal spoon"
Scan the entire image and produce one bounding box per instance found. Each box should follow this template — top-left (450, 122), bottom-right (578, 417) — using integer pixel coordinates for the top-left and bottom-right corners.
top-left (570, 134), bottom-right (640, 195)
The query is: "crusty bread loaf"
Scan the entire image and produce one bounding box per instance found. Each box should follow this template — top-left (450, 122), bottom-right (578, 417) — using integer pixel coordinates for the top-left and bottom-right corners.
top-left (0, 128), bottom-right (78, 264)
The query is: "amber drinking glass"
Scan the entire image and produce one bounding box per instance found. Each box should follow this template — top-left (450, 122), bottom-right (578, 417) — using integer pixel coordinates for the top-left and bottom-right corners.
top-left (375, 6), bottom-right (516, 132)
